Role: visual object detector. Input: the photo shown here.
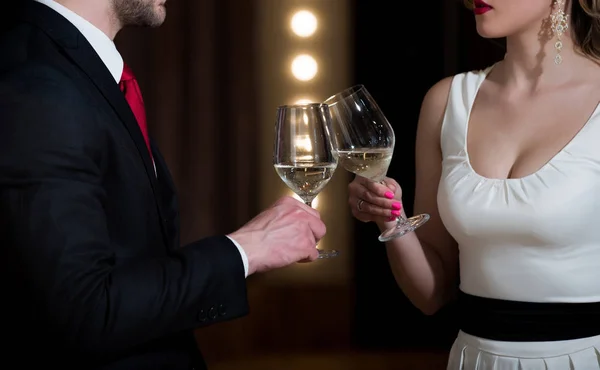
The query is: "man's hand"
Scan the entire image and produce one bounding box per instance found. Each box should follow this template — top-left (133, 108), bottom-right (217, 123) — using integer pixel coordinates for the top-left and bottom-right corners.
top-left (228, 196), bottom-right (326, 275)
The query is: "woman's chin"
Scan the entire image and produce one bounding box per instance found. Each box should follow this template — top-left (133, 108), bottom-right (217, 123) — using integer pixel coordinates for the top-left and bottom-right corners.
top-left (475, 24), bottom-right (507, 39)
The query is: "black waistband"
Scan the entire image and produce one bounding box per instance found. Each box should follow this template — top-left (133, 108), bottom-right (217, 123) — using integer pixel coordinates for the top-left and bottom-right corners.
top-left (457, 290), bottom-right (600, 342)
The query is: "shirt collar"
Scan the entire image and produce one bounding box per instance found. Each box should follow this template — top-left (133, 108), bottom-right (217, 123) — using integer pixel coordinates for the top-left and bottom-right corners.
top-left (34, 0), bottom-right (124, 83)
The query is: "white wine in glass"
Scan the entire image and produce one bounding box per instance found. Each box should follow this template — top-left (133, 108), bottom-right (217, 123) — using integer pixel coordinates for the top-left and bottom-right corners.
top-left (336, 148), bottom-right (393, 182)
top-left (273, 103), bottom-right (339, 259)
top-left (324, 85), bottom-right (430, 242)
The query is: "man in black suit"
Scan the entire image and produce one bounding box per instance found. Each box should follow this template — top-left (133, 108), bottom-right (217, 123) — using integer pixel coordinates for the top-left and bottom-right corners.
top-left (0, 0), bottom-right (326, 369)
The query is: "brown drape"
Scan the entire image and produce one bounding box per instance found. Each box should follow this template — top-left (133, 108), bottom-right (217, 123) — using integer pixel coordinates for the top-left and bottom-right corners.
top-left (111, 1), bottom-right (486, 367)
top-left (115, 0), bottom-right (258, 244)
top-left (115, 2), bottom-right (358, 365)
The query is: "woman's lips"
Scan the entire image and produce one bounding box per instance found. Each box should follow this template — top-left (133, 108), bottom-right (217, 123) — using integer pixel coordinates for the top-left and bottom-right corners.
top-left (473, 0), bottom-right (493, 15)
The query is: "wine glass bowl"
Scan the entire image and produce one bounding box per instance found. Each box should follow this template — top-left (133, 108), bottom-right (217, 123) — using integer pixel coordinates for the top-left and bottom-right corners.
top-left (273, 103), bottom-right (339, 259)
top-left (324, 84), bottom-right (430, 241)
top-left (325, 85), bottom-right (394, 183)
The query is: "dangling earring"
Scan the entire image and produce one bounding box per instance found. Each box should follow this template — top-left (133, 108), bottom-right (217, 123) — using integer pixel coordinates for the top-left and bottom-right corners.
top-left (551, 0), bottom-right (569, 65)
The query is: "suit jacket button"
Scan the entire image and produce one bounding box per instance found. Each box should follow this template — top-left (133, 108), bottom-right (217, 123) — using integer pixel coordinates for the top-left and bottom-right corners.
top-left (197, 309), bottom-right (207, 322)
top-left (208, 306), bottom-right (218, 320)
top-left (218, 304), bottom-right (227, 316)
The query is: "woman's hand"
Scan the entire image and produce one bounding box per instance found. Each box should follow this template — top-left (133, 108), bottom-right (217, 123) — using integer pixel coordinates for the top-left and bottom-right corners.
top-left (348, 175), bottom-right (403, 224)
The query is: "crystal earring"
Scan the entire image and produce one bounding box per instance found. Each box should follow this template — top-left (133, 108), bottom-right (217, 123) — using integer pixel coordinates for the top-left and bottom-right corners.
top-left (551, 0), bottom-right (569, 65)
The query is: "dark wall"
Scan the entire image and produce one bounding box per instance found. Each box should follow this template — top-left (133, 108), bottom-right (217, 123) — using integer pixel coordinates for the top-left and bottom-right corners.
top-left (351, 1), bottom-right (506, 350)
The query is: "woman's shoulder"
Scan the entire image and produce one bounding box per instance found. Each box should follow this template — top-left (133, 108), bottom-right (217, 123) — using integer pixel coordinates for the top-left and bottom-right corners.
top-left (422, 76), bottom-right (453, 113)
top-left (417, 65), bottom-right (495, 134)
top-left (449, 64), bottom-right (496, 86)
top-left (422, 64), bottom-right (496, 109)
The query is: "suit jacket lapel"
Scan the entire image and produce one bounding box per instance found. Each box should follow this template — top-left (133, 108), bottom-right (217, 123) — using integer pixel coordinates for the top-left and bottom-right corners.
top-left (151, 142), bottom-right (180, 250)
top-left (18, 1), bottom-right (171, 247)
top-left (69, 46), bottom-right (158, 188)
top-left (20, 3), bottom-right (157, 187)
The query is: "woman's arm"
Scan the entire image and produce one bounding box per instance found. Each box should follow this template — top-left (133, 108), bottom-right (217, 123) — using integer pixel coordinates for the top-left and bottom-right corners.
top-left (349, 76), bottom-right (457, 315)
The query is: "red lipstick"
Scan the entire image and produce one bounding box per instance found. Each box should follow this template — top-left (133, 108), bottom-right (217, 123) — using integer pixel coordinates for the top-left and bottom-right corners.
top-left (473, 0), bottom-right (493, 15)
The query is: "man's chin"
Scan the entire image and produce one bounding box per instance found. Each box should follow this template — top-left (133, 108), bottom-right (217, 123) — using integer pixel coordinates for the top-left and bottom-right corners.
top-left (153, 6), bottom-right (167, 26)
top-left (140, 11), bottom-right (166, 28)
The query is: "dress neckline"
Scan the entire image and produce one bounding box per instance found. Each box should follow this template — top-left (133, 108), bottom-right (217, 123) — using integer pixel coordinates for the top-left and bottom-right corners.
top-left (463, 64), bottom-right (600, 183)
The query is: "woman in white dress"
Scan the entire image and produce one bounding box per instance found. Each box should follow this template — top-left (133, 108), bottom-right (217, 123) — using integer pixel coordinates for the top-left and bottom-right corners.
top-left (347, 0), bottom-right (600, 369)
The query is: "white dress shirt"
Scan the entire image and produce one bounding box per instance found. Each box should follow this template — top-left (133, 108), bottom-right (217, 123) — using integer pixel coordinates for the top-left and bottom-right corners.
top-left (35, 0), bottom-right (249, 278)
top-left (35, 0), bottom-right (123, 82)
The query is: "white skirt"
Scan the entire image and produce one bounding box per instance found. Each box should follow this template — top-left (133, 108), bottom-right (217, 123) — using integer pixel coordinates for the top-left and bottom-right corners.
top-left (447, 330), bottom-right (600, 370)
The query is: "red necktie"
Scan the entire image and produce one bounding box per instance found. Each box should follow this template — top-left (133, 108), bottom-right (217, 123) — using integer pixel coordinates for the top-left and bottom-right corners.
top-left (119, 63), bottom-right (152, 159)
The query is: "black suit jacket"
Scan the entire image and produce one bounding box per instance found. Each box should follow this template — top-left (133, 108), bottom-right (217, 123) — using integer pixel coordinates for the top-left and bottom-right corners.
top-left (0, 2), bottom-right (249, 369)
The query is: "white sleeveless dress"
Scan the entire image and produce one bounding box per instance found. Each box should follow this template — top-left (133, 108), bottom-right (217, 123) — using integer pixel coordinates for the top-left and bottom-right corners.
top-left (438, 66), bottom-right (600, 369)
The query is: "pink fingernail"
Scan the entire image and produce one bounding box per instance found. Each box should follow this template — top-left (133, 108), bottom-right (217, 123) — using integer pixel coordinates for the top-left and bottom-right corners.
top-left (387, 216), bottom-right (396, 222)
top-left (384, 191), bottom-right (394, 199)
top-left (392, 202), bottom-right (402, 210)
top-left (391, 210), bottom-right (400, 217)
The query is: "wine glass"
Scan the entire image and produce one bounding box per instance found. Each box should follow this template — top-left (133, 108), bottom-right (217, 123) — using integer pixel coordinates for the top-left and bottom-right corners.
top-left (324, 84), bottom-right (430, 242)
top-left (273, 103), bottom-right (339, 259)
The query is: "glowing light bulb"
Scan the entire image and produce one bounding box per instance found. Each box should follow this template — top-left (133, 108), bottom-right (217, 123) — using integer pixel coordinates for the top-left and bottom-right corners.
top-left (290, 10), bottom-right (318, 37)
top-left (291, 54), bottom-right (318, 81)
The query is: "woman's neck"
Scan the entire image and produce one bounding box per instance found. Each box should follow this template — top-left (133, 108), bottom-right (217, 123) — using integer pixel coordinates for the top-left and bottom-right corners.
top-left (500, 26), bottom-right (594, 91)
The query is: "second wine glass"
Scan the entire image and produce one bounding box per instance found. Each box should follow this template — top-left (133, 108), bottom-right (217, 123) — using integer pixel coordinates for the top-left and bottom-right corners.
top-left (324, 84), bottom-right (430, 242)
top-left (273, 103), bottom-right (339, 259)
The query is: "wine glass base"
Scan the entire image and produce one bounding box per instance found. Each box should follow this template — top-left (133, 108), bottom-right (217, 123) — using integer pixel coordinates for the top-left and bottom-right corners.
top-left (378, 213), bottom-right (430, 242)
top-left (317, 249), bottom-right (339, 259)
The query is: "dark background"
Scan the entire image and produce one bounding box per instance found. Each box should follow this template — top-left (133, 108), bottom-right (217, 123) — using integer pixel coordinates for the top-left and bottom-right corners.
top-left (351, 0), bottom-right (505, 351)
top-left (114, 0), bottom-right (507, 368)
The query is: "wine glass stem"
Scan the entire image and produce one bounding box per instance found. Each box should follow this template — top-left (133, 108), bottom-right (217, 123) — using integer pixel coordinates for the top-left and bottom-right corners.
top-left (397, 215), bottom-right (409, 225)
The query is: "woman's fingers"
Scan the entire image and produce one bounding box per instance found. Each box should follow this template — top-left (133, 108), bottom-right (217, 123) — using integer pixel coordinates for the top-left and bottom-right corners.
top-left (348, 178), bottom-right (403, 222)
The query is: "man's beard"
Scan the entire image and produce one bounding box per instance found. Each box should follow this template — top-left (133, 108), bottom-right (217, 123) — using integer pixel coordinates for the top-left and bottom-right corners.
top-left (112, 0), bottom-right (165, 28)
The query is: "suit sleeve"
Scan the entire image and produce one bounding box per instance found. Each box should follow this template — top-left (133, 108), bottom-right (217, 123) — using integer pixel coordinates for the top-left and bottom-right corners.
top-left (0, 67), bottom-right (249, 356)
